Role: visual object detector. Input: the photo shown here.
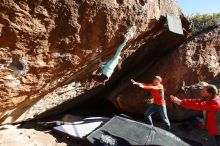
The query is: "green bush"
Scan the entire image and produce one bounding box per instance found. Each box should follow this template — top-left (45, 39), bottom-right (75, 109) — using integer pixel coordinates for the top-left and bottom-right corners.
top-left (188, 13), bottom-right (220, 34)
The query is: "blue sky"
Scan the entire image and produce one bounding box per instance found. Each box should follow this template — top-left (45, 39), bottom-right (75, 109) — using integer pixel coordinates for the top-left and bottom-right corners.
top-left (177, 0), bottom-right (220, 15)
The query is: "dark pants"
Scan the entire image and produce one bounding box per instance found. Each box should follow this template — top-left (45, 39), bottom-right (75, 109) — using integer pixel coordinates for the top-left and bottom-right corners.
top-left (144, 104), bottom-right (171, 131)
top-left (214, 136), bottom-right (220, 146)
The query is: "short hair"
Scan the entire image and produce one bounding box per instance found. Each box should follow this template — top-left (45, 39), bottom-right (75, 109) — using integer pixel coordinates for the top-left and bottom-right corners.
top-left (205, 84), bottom-right (218, 97)
top-left (154, 76), bottom-right (162, 82)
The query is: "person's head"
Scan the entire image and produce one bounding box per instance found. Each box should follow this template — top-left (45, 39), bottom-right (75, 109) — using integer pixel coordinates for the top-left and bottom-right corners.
top-left (153, 76), bottom-right (162, 85)
top-left (201, 84), bottom-right (218, 99)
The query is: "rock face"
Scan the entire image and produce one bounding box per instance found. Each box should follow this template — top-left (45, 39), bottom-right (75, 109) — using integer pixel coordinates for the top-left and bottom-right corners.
top-left (0, 0), bottom-right (190, 124)
top-left (108, 25), bottom-right (220, 121)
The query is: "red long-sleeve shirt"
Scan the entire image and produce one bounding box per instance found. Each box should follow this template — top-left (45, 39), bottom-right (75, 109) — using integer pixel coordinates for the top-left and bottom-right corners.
top-left (141, 83), bottom-right (165, 105)
top-left (180, 97), bottom-right (220, 135)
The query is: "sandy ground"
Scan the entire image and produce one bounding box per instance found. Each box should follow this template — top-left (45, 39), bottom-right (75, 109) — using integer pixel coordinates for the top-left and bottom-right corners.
top-left (0, 125), bottom-right (66, 146)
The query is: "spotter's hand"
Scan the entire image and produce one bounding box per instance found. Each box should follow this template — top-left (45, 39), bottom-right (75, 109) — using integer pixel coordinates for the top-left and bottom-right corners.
top-left (131, 79), bottom-right (140, 85)
top-left (131, 79), bottom-right (144, 88)
top-left (170, 95), bottom-right (181, 105)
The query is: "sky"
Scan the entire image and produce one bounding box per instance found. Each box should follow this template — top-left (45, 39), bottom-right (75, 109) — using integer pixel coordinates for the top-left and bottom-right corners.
top-left (177, 0), bottom-right (220, 15)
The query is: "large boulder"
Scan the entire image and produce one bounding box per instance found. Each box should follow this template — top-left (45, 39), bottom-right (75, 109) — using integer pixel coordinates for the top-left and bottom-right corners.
top-left (108, 25), bottom-right (220, 121)
top-left (0, 0), bottom-right (190, 124)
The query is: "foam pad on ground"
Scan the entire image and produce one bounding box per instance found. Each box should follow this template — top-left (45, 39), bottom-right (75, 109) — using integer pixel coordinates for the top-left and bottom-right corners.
top-left (87, 116), bottom-right (197, 146)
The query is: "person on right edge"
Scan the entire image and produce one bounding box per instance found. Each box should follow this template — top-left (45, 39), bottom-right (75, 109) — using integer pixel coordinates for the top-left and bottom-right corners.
top-left (170, 84), bottom-right (220, 146)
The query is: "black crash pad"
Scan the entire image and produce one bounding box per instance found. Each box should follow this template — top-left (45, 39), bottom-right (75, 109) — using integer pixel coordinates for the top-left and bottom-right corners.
top-left (87, 116), bottom-right (201, 146)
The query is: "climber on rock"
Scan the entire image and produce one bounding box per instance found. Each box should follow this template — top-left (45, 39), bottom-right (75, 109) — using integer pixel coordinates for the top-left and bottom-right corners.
top-left (170, 84), bottom-right (220, 146)
top-left (91, 26), bottom-right (136, 84)
top-left (131, 76), bottom-right (171, 131)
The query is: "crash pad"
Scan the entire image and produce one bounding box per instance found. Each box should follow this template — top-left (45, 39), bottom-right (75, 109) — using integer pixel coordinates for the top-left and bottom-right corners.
top-left (87, 116), bottom-right (199, 146)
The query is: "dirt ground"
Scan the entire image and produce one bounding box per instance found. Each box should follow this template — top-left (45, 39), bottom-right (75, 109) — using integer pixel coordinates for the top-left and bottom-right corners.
top-left (0, 115), bottom-right (216, 146)
top-left (0, 101), bottom-right (216, 146)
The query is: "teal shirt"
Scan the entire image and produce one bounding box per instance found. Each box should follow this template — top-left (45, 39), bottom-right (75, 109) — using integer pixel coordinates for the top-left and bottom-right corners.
top-left (101, 42), bottom-right (126, 78)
